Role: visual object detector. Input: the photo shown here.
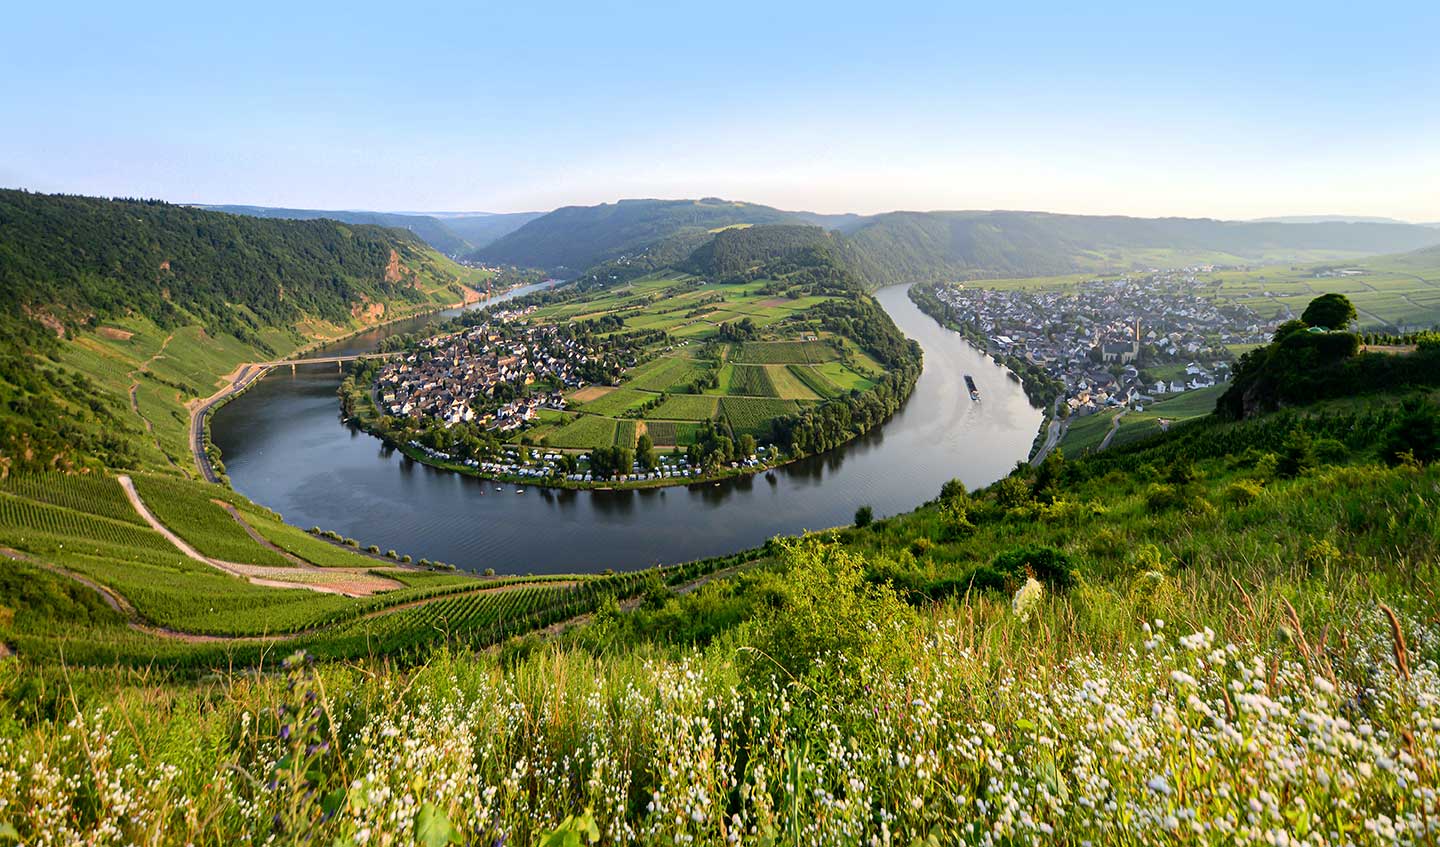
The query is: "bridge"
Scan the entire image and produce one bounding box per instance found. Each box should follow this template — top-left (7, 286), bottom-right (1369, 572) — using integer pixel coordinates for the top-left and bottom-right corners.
top-left (189, 352), bottom-right (403, 482)
top-left (261, 351), bottom-right (404, 373)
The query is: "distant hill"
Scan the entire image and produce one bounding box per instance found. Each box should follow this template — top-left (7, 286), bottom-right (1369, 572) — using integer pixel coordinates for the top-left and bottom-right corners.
top-left (198, 205), bottom-right (542, 256)
top-left (841, 211), bottom-right (1440, 285)
top-left (1251, 215), bottom-right (1417, 225)
top-left (470, 198), bottom-right (800, 271)
top-left (472, 200), bottom-right (1440, 283)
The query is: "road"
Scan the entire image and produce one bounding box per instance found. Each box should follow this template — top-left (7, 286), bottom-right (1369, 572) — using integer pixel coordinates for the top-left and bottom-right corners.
top-left (1098, 409), bottom-right (1128, 452)
top-left (1030, 396), bottom-right (1069, 466)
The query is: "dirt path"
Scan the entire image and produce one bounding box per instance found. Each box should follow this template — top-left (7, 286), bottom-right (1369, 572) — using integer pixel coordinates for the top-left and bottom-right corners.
top-left (1098, 409), bottom-right (1128, 452)
top-left (117, 474), bottom-right (400, 597)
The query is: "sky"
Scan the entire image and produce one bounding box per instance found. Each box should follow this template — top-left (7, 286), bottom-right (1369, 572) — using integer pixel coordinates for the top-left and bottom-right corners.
top-left (4, 1), bottom-right (1438, 221)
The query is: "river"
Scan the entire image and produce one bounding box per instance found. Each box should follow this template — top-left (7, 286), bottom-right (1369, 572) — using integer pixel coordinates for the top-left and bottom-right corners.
top-left (211, 284), bottom-right (1042, 574)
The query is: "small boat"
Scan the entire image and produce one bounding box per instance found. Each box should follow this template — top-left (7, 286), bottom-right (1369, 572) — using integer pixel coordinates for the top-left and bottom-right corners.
top-left (516, 488), bottom-right (525, 494)
top-left (965, 374), bottom-right (980, 401)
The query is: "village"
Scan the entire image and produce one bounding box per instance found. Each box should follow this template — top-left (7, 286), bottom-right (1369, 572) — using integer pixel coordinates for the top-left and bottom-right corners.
top-left (934, 268), bottom-right (1280, 417)
top-left (375, 307), bottom-right (599, 433)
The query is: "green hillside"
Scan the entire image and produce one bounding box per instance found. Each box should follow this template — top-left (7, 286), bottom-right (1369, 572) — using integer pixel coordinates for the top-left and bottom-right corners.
top-left (473, 198), bottom-right (1440, 289)
top-left (843, 210), bottom-right (1440, 284)
top-left (0, 190), bottom-right (488, 474)
top-left (470, 197), bottom-right (798, 270)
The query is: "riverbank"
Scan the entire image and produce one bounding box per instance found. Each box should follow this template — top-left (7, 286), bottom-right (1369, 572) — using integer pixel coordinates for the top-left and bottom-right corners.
top-left (210, 285), bottom-right (1040, 574)
top-left (338, 355), bottom-right (921, 492)
top-left (193, 280), bottom-right (555, 482)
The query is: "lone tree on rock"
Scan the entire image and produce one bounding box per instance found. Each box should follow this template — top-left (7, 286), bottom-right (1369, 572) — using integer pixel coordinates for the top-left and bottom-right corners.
top-left (1301, 293), bottom-right (1357, 331)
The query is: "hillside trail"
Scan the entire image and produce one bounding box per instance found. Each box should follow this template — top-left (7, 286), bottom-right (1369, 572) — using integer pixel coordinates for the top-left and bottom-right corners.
top-left (117, 474), bottom-right (400, 597)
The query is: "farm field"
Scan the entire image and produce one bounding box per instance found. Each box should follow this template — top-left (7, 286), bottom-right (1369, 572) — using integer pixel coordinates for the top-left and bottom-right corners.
top-left (486, 271), bottom-right (899, 468)
top-left (648, 394), bottom-right (719, 421)
top-left (545, 415), bottom-right (621, 450)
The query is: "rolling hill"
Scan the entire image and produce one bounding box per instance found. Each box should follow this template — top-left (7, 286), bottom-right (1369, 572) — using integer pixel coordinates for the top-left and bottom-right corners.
top-left (841, 210), bottom-right (1440, 285)
top-left (475, 199), bottom-right (1440, 284)
top-left (469, 198), bottom-right (800, 271)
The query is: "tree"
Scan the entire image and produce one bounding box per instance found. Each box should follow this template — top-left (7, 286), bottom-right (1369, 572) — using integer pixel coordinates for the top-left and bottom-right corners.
top-left (1382, 397), bottom-right (1440, 465)
top-left (1276, 428), bottom-right (1315, 479)
top-left (636, 434), bottom-right (657, 471)
top-left (738, 434), bottom-right (757, 458)
top-left (854, 505), bottom-right (874, 527)
top-left (1301, 293), bottom-right (1357, 331)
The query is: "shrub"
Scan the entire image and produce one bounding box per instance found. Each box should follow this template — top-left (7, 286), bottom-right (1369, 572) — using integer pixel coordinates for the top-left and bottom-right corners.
top-left (1227, 479), bottom-right (1264, 505)
top-left (854, 505), bottom-right (874, 528)
top-left (1381, 398), bottom-right (1440, 465)
top-left (745, 538), bottom-right (916, 693)
top-left (483, 568), bottom-right (496, 577)
top-left (1277, 428), bottom-right (1315, 479)
top-left (385, 550), bottom-right (398, 559)
top-left (992, 545), bottom-right (1078, 591)
top-left (366, 545), bottom-right (380, 554)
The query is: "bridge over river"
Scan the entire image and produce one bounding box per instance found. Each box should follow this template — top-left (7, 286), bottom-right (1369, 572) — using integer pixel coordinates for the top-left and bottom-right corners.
top-left (190, 352), bottom-right (402, 482)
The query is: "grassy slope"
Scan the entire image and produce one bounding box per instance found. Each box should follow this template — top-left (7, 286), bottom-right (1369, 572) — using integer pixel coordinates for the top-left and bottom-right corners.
top-left (1, 387), bottom-right (1437, 842)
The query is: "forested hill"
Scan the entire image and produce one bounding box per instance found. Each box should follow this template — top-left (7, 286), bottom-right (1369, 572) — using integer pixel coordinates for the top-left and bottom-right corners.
top-left (199, 205), bottom-right (542, 256)
top-left (0, 190), bottom-right (481, 475)
top-left (842, 210), bottom-right (1440, 284)
top-left (469, 198), bottom-right (798, 271)
top-left (477, 198), bottom-right (1440, 283)
top-left (1, 190), bottom-right (466, 347)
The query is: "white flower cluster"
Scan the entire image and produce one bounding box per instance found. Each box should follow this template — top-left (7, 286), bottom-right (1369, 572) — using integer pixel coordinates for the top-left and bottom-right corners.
top-left (0, 609), bottom-right (1436, 844)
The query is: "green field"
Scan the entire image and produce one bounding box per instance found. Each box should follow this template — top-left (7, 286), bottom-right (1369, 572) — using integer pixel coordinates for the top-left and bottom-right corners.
top-left (764, 364), bottom-right (822, 400)
top-left (725, 364), bottom-right (779, 397)
top-left (624, 356), bottom-right (711, 392)
top-left (732, 340), bottom-right (834, 364)
top-left (719, 397), bottom-right (801, 435)
top-left (570, 387), bottom-right (652, 417)
top-left (648, 394), bottom-right (719, 421)
top-left (545, 415), bottom-right (621, 450)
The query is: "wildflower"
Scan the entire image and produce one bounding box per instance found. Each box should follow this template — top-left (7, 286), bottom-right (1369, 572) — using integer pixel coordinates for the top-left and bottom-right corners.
top-left (1012, 577), bottom-right (1044, 623)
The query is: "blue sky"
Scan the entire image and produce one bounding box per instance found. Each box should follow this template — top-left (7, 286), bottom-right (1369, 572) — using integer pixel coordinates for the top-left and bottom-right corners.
top-left (4, 1), bottom-right (1437, 219)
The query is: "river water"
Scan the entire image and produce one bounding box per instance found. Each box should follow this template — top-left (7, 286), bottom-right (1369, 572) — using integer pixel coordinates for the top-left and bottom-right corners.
top-left (211, 284), bottom-right (1041, 574)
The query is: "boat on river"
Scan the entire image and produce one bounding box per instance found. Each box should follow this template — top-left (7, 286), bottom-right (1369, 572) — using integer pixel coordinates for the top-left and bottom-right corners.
top-left (965, 374), bottom-right (980, 400)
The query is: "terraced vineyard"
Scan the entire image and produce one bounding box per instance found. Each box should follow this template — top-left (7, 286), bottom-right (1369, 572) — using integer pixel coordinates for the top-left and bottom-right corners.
top-left (0, 473), bottom-right (144, 525)
top-left (787, 364), bottom-right (842, 398)
top-left (130, 474), bottom-right (293, 566)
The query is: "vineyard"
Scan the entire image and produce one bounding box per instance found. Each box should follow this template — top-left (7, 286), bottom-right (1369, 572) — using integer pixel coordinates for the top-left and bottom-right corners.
top-left (725, 364), bottom-right (779, 397)
top-left (239, 509), bottom-right (391, 568)
top-left (648, 394), bottom-right (718, 421)
top-left (786, 364), bottom-right (842, 399)
top-left (130, 474), bottom-right (294, 567)
top-left (0, 473), bottom-right (145, 526)
top-left (720, 397), bottom-right (802, 435)
top-left (614, 419), bottom-right (638, 448)
top-left (733, 340), bottom-right (834, 364)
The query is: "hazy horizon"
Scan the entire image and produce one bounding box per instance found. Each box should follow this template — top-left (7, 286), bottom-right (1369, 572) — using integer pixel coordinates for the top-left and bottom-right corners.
top-left (4, 1), bottom-right (1436, 221)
